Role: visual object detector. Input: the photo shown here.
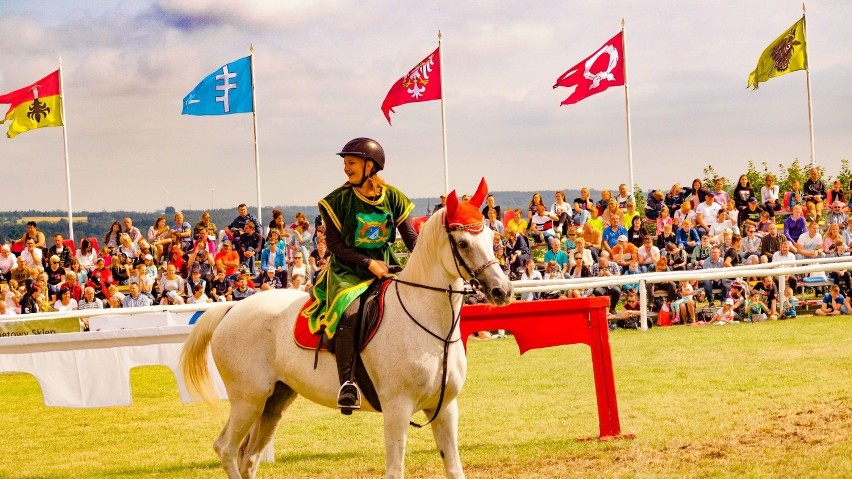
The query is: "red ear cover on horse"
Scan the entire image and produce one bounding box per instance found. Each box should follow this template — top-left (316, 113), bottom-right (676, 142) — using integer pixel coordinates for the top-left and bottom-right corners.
top-left (469, 177), bottom-right (488, 209)
top-left (445, 190), bottom-right (459, 218)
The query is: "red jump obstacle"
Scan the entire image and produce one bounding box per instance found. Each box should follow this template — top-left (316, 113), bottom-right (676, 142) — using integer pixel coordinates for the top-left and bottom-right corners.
top-left (460, 296), bottom-right (633, 440)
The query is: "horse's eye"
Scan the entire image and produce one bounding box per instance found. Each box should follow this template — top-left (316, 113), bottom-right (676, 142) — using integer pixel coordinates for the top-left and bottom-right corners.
top-left (458, 240), bottom-right (469, 249)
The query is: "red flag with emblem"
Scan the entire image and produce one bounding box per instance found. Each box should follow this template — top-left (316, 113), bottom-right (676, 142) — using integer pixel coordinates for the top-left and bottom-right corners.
top-left (381, 47), bottom-right (441, 125)
top-left (553, 32), bottom-right (624, 106)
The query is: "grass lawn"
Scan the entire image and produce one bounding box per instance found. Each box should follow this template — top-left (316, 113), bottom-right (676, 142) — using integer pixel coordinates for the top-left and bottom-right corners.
top-left (1, 315), bottom-right (850, 478)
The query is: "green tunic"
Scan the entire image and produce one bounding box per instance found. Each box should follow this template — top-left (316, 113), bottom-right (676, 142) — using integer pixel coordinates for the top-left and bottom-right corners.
top-left (305, 184), bottom-right (415, 337)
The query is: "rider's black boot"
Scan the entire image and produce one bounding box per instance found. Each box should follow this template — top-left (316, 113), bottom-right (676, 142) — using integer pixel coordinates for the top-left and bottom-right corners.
top-left (335, 310), bottom-right (361, 415)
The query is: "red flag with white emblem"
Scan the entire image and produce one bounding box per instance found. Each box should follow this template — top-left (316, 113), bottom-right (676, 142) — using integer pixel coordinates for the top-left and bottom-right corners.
top-left (381, 47), bottom-right (442, 125)
top-left (553, 32), bottom-right (624, 106)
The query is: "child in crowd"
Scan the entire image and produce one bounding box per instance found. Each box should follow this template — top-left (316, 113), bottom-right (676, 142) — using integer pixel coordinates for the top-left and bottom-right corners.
top-left (670, 281), bottom-right (696, 324)
top-left (744, 290), bottom-right (769, 322)
top-left (781, 287), bottom-right (798, 319)
top-left (623, 260), bottom-right (641, 292)
top-left (756, 211), bottom-right (774, 237)
top-left (710, 298), bottom-right (738, 325)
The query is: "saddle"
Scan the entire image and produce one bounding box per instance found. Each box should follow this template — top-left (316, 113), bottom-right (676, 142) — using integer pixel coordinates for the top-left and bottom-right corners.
top-left (294, 278), bottom-right (392, 411)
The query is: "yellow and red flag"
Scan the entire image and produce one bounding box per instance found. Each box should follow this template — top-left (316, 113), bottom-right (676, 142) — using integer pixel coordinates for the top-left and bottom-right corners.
top-left (0, 70), bottom-right (63, 138)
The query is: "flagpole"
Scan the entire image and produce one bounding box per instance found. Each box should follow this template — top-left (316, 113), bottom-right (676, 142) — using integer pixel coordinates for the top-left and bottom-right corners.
top-left (621, 19), bottom-right (636, 197)
top-left (58, 59), bottom-right (75, 243)
top-left (438, 30), bottom-right (449, 195)
top-left (803, 4), bottom-right (816, 167)
top-left (249, 44), bottom-right (263, 226)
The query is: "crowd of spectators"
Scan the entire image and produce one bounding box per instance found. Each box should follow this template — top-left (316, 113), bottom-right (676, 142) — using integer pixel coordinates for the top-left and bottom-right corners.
top-left (3, 167), bottom-right (850, 330)
top-left (1, 204), bottom-right (328, 324)
top-left (463, 167), bottom-right (852, 325)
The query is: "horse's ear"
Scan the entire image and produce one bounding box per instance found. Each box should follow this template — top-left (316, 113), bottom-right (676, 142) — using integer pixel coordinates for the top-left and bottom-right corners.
top-left (469, 177), bottom-right (488, 208)
top-left (446, 190), bottom-right (459, 218)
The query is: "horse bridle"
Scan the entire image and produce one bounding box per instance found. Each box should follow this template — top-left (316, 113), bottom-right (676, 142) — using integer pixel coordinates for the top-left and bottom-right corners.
top-left (390, 212), bottom-right (500, 428)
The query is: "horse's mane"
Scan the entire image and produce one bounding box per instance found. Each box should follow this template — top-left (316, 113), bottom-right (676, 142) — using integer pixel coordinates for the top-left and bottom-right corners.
top-left (399, 212), bottom-right (444, 282)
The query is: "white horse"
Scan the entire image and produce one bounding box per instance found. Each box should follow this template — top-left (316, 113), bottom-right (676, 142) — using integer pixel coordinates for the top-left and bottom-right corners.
top-left (181, 181), bottom-right (512, 479)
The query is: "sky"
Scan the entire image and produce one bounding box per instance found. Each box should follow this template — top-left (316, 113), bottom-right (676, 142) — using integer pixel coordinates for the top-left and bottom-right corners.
top-left (1, 0), bottom-right (851, 213)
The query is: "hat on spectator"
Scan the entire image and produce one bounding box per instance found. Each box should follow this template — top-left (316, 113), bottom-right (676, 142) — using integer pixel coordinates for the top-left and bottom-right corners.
top-left (96, 257), bottom-right (105, 264)
top-left (265, 266), bottom-right (276, 273)
top-left (833, 200), bottom-right (845, 207)
top-left (617, 235), bottom-right (628, 242)
top-left (222, 240), bottom-right (232, 246)
top-left (725, 298), bottom-right (734, 306)
top-left (144, 254), bottom-right (153, 260)
top-left (1, 244), bottom-right (9, 252)
top-left (748, 197), bottom-right (758, 204)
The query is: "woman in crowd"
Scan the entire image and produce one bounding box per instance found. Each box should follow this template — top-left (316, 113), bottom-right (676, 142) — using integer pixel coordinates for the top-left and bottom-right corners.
top-left (627, 215), bottom-right (648, 248)
top-left (732, 175), bottom-right (754, 216)
top-left (157, 264), bottom-right (185, 305)
top-left (289, 219), bottom-right (313, 265)
top-left (267, 209), bottom-right (289, 239)
top-left (147, 217), bottom-right (172, 261)
top-left (288, 251), bottom-right (311, 288)
top-left (527, 192), bottom-right (545, 221)
top-left (309, 239), bottom-right (331, 276)
top-left (551, 191), bottom-right (572, 236)
top-left (167, 245), bottom-right (187, 277)
top-left (761, 174), bottom-right (781, 215)
top-left (823, 223), bottom-right (842, 255)
top-left (53, 287), bottom-right (78, 312)
top-left (602, 198), bottom-right (622, 228)
top-left (75, 238), bottom-right (97, 272)
top-left (566, 251), bottom-right (593, 299)
top-left (519, 259), bottom-right (541, 301)
top-left (103, 221), bottom-right (122, 254)
top-left (485, 208), bottom-right (505, 235)
top-left (686, 178), bottom-right (711, 209)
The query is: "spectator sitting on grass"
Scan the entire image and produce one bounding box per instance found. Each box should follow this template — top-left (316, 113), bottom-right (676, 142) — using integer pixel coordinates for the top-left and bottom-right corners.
top-left (781, 287), bottom-right (798, 319)
top-left (814, 284), bottom-right (848, 316)
top-left (710, 298), bottom-right (738, 325)
top-left (751, 276), bottom-right (778, 317)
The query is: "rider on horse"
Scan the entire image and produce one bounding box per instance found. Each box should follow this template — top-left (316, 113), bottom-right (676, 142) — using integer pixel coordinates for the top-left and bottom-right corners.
top-left (304, 137), bottom-right (418, 414)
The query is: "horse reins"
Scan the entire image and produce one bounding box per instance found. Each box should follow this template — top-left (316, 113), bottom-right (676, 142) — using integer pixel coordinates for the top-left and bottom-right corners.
top-left (389, 212), bottom-right (498, 428)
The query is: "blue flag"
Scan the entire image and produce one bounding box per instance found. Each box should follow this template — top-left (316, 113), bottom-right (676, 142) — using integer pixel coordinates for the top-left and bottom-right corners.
top-left (182, 56), bottom-right (253, 116)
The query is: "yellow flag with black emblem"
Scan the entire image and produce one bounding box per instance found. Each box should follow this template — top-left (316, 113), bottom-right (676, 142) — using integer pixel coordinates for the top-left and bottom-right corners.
top-left (748, 17), bottom-right (807, 90)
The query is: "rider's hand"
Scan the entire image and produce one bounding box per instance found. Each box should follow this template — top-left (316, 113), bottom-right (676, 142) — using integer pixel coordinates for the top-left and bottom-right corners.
top-left (368, 259), bottom-right (390, 278)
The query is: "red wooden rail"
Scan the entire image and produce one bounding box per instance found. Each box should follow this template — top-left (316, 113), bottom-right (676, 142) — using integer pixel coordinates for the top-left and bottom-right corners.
top-left (460, 296), bottom-right (633, 440)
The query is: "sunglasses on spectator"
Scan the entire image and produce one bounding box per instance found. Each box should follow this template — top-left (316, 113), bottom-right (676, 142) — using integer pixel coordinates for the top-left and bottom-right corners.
top-left (51, 261), bottom-right (59, 264)
top-left (294, 255), bottom-right (303, 259)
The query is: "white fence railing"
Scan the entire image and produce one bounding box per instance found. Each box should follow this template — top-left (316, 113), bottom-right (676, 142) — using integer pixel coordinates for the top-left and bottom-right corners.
top-left (512, 255), bottom-right (852, 330)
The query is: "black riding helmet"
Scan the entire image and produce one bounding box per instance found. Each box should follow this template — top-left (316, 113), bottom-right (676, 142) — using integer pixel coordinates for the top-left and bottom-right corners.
top-left (336, 137), bottom-right (385, 172)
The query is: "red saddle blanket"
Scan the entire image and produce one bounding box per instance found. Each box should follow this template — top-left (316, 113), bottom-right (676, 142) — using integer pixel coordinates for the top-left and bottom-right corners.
top-left (293, 280), bottom-right (390, 351)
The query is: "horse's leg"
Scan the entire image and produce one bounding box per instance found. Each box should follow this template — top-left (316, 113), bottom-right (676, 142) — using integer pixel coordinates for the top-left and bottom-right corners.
top-left (214, 396), bottom-right (266, 479)
top-left (427, 399), bottom-right (465, 479)
top-left (382, 401), bottom-right (415, 479)
top-left (238, 382), bottom-right (298, 479)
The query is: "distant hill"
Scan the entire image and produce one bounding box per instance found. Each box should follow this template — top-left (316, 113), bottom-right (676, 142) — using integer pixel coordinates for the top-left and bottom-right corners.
top-left (0, 189), bottom-right (613, 242)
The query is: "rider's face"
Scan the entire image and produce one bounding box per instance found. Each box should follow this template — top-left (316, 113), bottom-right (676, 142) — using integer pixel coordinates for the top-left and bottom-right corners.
top-left (343, 156), bottom-right (369, 185)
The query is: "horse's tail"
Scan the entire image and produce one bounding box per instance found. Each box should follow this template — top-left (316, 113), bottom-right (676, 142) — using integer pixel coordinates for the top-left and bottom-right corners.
top-left (180, 303), bottom-right (233, 417)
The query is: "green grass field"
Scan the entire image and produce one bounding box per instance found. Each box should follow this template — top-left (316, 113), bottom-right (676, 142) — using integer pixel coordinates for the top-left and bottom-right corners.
top-left (1, 316), bottom-right (850, 479)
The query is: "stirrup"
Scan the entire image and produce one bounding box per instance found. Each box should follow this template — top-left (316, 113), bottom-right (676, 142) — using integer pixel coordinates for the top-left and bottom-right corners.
top-left (337, 381), bottom-right (362, 411)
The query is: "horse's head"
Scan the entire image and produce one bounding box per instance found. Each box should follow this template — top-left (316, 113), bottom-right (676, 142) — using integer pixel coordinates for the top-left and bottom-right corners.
top-left (440, 178), bottom-right (513, 305)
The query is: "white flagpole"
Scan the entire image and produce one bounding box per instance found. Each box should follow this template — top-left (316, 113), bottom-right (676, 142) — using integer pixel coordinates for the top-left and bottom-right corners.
top-left (438, 30), bottom-right (449, 195)
top-left (621, 19), bottom-right (636, 196)
top-left (58, 59), bottom-right (75, 243)
top-left (249, 44), bottom-right (263, 226)
top-left (803, 5), bottom-right (816, 167)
